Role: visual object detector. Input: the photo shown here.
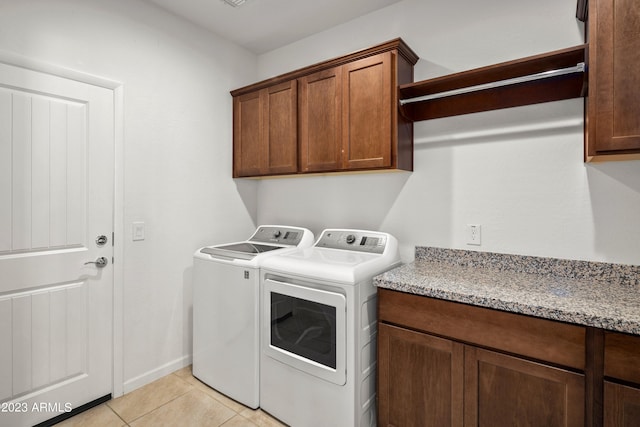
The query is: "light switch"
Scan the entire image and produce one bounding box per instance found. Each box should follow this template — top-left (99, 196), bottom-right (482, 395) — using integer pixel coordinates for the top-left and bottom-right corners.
top-left (132, 222), bottom-right (145, 241)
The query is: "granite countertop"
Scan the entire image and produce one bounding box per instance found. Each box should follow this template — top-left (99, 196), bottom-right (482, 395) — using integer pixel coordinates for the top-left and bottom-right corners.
top-left (374, 247), bottom-right (640, 335)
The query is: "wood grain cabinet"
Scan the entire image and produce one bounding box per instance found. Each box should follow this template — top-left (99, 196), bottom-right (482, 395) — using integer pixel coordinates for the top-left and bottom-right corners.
top-left (378, 323), bottom-right (464, 427)
top-left (298, 67), bottom-right (342, 173)
top-left (604, 332), bottom-right (640, 426)
top-left (233, 80), bottom-right (298, 177)
top-left (231, 39), bottom-right (418, 177)
top-left (465, 346), bottom-right (584, 427)
top-left (341, 52), bottom-right (396, 171)
top-left (585, 0), bottom-right (640, 161)
top-left (378, 288), bottom-right (587, 427)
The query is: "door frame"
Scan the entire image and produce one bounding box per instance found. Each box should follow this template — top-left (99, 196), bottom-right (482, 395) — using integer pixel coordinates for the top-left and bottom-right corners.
top-left (0, 50), bottom-right (126, 398)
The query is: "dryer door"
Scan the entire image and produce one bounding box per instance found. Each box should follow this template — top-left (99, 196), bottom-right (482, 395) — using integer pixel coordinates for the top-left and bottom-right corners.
top-left (263, 278), bottom-right (346, 385)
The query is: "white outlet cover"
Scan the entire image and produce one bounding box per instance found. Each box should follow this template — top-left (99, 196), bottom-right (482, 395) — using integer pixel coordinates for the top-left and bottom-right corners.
top-left (466, 224), bottom-right (481, 246)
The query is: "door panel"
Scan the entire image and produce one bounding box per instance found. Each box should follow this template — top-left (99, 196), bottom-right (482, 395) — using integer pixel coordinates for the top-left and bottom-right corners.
top-left (299, 67), bottom-right (342, 172)
top-left (605, 381), bottom-right (640, 426)
top-left (377, 323), bottom-right (464, 427)
top-left (342, 52), bottom-right (392, 170)
top-left (0, 62), bottom-right (113, 426)
top-left (465, 346), bottom-right (585, 427)
top-left (2, 92), bottom-right (87, 254)
top-left (266, 81), bottom-right (297, 174)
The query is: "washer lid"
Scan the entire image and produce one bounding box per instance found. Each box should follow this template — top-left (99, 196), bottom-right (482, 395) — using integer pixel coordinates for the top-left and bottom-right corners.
top-left (200, 243), bottom-right (284, 260)
top-left (195, 225), bottom-right (315, 263)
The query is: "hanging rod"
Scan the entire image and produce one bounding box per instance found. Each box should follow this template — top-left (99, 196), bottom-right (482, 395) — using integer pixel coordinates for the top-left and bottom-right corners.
top-left (400, 62), bottom-right (586, 105)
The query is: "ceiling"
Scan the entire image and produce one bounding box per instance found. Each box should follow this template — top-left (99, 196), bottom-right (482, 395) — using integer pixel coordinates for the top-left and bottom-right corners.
top-left (144, 0), bottom-right (403, 54)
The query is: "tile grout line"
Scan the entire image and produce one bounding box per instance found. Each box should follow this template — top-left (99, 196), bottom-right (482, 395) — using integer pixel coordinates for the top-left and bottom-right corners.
top-left (116, 373), bottom-right (197, 424)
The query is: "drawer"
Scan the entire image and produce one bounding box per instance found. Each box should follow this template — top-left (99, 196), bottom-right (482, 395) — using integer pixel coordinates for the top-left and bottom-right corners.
top-left (378, 288), bottom-right (586, 370)
top-left (605, 331), bottom-right (640, 384)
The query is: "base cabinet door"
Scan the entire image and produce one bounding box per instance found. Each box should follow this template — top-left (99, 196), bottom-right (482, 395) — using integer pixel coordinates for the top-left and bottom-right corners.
top-left (604, 332), bottom-right (640, 426)
top-left (465, 347), bottom-right (585, 427)
top-left (378, 322), bottom-right (586, 427)
top-left (378, 323), bottom-right (464, 427)
top-left (605, 381), bottom-right (640, 426)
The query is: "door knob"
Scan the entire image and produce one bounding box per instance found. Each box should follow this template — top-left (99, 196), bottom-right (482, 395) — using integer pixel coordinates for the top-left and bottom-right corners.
top-left (84, 257), bottom-right (108, 268)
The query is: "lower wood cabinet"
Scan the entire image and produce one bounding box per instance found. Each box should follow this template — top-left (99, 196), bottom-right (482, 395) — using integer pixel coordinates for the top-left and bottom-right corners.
top-left (604, 331), bottom-right (640, 426)
top-left (378, 323), bottom-right (584, 427)
top-left (465, 346), bottom-right (584, 427)
top-left (605, 382), bottom-right (640, 426)
top-left (377, 288), bottom-right (640, 427)
top-left (378, 324), bottom-right (463, 427)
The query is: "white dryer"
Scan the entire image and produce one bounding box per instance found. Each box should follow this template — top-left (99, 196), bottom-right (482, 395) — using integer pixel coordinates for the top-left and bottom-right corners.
top-left (192, 225), bottom-right (314, 409)
top-left (259, 229), bottom-right (400, 426)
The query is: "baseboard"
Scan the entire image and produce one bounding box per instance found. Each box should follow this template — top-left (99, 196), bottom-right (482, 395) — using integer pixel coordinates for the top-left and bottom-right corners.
top-left (123, 354), bottom-right (192, 394)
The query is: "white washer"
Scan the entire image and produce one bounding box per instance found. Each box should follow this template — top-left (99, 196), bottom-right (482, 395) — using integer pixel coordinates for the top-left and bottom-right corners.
top-left (193, 225), bottom-right (314, 409)
top-left (259, 229), bottom-right (400, 427)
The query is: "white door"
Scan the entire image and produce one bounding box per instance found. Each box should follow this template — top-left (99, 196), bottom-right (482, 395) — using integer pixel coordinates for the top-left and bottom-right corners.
top-left (0, 62), bottom-right (114, 427)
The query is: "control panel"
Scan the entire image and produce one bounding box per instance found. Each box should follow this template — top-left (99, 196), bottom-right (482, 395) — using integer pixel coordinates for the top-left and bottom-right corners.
top-left (250, 226), bottom-right (305, 246)
top-left (314, 230), bottom-right (387, 254)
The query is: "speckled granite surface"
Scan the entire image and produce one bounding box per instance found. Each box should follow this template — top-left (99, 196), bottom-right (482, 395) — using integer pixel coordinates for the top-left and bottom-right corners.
top-left (374, 247), bottom-right (640, 335)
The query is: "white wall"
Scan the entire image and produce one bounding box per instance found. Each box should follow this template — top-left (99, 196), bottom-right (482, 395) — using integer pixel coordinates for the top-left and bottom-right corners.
top-left (256, 0), bottom-right (640, 265)
top-left (0, 0), bottom-right (259, 391)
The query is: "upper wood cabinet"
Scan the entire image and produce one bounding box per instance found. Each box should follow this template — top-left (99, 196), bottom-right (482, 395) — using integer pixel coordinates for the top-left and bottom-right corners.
top-left (298, 67), bottom-right (342, 173)
top-left (585, 0), bottom-right (640, 161)
top-left (231, 39), bottom-right (418, 178)
top-left (341, 52), bottom-right (394, 170)
top-left (233, 80), bottom-right (298, 177)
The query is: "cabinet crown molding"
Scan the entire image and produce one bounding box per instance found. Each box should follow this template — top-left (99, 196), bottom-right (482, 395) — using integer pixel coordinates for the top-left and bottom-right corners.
top-left (230, 38), bottom-right (419, 97)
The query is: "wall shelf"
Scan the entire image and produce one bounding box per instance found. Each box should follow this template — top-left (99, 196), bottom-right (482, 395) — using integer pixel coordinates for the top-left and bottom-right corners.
top-left (398, 44), bottom-right (587, 121)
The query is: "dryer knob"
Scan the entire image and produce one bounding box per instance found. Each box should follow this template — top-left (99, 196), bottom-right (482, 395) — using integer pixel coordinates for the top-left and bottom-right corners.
top-left (273, 230), bottom-right (282, 238)
top-left (346, 234), bottom-right (356, 244)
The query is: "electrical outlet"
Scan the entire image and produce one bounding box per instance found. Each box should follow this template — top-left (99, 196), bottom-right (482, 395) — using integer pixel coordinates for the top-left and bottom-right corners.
top-left (466, 224), bottom-right (481, 246)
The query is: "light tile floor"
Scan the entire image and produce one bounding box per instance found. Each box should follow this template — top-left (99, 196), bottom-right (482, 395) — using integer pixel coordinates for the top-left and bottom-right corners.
top-left (56, 366), bottom-right (286, 427)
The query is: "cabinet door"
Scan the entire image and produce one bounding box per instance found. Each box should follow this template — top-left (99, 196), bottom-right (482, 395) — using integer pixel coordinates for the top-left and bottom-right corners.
top-left (378, 323), bottom-right (464, 427)
top-left (233, 89), bottom-right (264, 177)
top-left (342, 52), bottom-right (393, 170)
top-left (465, 346), bottom-right (585, 427)
top-left (605, 381), bottom-right (640, 426)
top-left (264, 81), bottom-right (298, 175)
top-left (299, 67), bottom-right (342, 172)
top-left (587, 0), bottom-right (640, 159)
top-left (233, 81), bottom-right (297, 177)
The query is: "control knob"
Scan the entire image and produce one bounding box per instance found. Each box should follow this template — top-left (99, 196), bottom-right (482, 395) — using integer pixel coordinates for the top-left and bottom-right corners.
top-left (345, 234), bottom-right (356, 244)
top-left (273, 230), bottom-right (281, 238)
